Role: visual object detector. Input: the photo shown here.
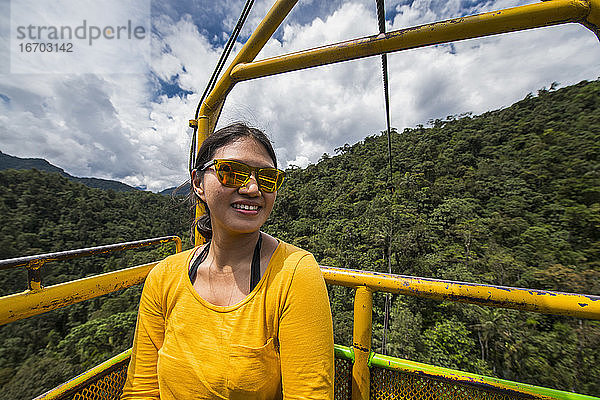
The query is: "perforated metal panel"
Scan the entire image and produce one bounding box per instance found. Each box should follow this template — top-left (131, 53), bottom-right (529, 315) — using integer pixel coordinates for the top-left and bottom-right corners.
top-left (335, 357), bottom-right (352, 400)
top-left (41, 356), bottom-right (565, 400)
top-left (53, 357), bottom-right (351, 400)
top-left (71, 363), bottom-right (127, 400)
top-left (46, 360), bottom-right (128, 400)
top-left (370, 367), bottom-right (534, 400)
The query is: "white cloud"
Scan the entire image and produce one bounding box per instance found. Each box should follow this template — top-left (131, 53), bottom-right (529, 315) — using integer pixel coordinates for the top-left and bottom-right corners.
top-left (1, 0), bottom-right (599, 191)
top-left (10, 0), bottom-right (151, 74)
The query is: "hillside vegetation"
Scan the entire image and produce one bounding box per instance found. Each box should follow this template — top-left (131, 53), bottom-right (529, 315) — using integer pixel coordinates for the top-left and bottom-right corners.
top-left (0, 151), bottom-right (139, 192)
top-left (0, 171), bottom-right (189, 398)
top-left (265, 79), bottom-right (600, 394)
top-left (0, 79), bottom-right (599, 398)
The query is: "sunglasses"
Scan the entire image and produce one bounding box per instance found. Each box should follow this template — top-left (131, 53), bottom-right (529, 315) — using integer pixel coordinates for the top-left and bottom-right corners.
top-left (199, 159), bottom-right (285, 193)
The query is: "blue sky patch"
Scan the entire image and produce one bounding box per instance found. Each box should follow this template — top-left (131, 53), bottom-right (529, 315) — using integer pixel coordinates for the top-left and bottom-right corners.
top-left (154, 75), bottom-right (193, 100)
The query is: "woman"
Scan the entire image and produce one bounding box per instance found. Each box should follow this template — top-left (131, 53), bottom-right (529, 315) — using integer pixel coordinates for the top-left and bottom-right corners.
top-left (122, 123), bottom-right (334, 399)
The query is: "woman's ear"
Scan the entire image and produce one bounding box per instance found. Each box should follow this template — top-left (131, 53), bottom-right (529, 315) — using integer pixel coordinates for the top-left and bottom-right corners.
top-left (191, 169), bottom-right (206, 202)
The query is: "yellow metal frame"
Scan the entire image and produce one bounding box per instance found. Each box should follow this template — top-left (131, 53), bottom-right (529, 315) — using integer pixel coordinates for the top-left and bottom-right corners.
top-left (27, 260), bottom-right (600, 400)
top-left (192, 0), bottom-right (599, 131)
top-left (187, 1), bottom-right (600, 391)
top-left (366, 349), bottom-right (600, 400)
top-left (6, 0), bottom-right (599, 396)
top-left (0, 262), bottom-right (157, 326)
top-left (192, 0), bottom-right (299, 135)
top-left (329, 268), bottom-right (600, 399)
top-left (6, 249), bottom-right (596, 399)
top-left (322, 267), bottom-right (600, 319)
top-left (34, 349), bottom-right (131, 400)
top-left (583, 0), bottom-right (600, 33)
top-left (190, 0), bottom-right (600, 246)
top-left (352, 286), bottom-right (373, 400)
top-left (230, 0), bottom-right (593, 82)
top-left (0, 236), bottom-right (182, 326)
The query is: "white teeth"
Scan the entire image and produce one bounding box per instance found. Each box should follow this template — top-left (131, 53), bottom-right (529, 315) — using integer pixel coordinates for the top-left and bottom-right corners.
top-left (233, 204), bottom-right (259, 211)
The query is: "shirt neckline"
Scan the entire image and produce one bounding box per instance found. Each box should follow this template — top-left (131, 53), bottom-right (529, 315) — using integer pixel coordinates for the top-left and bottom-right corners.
top-left (183, 240), bottom-right (282, 312)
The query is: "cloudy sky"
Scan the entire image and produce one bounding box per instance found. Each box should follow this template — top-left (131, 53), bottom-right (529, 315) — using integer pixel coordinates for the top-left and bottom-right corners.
top-left (1, 0), bottom-right (599, 191)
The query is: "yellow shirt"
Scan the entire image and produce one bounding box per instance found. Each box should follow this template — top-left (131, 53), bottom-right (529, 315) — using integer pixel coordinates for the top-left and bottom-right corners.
top-left (122, 241), bottom-right (334, 399)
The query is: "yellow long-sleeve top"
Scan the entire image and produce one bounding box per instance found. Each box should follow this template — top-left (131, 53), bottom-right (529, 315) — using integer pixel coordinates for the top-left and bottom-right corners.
top-left (121, 240), bottom-right (334, 399)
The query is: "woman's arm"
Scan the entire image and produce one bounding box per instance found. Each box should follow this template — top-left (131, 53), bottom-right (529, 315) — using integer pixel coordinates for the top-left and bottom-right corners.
top-left (279, 253), bottom-right (334, 399)
top-left (121, 266), bottom-right (165, 400)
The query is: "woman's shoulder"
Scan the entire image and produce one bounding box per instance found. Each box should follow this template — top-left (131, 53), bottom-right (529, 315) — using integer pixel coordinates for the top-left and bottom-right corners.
top-left (162, 247), bottom-right (196, 264)
top-left (270, 240), bottom-right (320, 277)
top-left (274, 240), bottom-right (313, 261)
top-left (269, 240), bottom-right (327, 305)
top-left (146, 247), bottom-right (195, 283)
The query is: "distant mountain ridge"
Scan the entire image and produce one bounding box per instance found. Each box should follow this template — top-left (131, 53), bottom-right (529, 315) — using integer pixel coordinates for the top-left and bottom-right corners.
top-left (0, 151), bottom-right (139, 192)
top-left (160, 182), bottom-right (189, 196)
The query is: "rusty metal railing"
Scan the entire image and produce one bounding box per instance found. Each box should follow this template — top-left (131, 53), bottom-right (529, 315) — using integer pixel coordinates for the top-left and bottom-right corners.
top-left (321, 267), bottom-right (600, 400)
top-left (190, 0), bottom-right (600, 144)
top-left (27, 263), bottom-right (600, 400)
top-left (0, 236), bottom-right (182, 326)
top-left (322, 267), bottom-right (600, 320)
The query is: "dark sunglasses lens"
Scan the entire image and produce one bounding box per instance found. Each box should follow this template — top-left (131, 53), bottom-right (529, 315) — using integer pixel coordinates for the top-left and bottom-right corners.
top-left (257, 169), bottom-right (284, 192)
top-left (214, 160), bottom-right (283, 192)
top-left (216, 161), bottom-right (250, 187)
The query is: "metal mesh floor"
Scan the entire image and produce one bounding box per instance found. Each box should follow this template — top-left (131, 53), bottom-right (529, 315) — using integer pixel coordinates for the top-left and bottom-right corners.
top-left (335, 357), bottom-right (352, 400)
top-left (46, 360), bottom-right (128, 400)
top-left (370, 367), bottom-right (534, 400)
top-left (71, 363), bottom-right (127, 400)
top-left (42, 356), bottom-right (549, 400)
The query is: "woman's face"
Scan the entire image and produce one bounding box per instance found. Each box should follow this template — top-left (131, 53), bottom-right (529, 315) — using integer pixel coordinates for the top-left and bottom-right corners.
top-left (193, 137), bottom-right (277, 237)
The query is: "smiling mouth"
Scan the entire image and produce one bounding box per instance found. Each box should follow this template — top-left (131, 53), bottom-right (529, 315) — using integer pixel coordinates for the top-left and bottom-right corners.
top-left (232, 203), bottom-right (260, 211)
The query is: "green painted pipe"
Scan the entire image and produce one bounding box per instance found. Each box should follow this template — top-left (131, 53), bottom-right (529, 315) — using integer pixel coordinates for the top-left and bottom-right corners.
top-left (334, 344), bottom-right (354, 363)
top-left (369, 352), bottom-right (600, 400)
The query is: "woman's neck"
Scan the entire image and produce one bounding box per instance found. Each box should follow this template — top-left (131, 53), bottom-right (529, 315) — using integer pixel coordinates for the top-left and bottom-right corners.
top-left (208, 230), bottom-right (261, 273)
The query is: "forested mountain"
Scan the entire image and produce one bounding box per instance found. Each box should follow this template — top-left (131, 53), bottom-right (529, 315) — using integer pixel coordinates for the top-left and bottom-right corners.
top-left (0, 79), bottom-right (599, 398)
top-left (159, 182), bottom-right (189, 196)
top-left (0, 171), bottom-right (190, 398)
top-left (266, 79), bottom-right (600, 394)
top-left (0, 151), bottom-right (139, 192)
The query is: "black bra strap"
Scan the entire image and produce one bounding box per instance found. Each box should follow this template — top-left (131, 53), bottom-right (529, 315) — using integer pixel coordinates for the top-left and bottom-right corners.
top-left (188, 232), bottom-right (262, 291)
top-left (250, 233), bottom-right (262, 292)
top-left (189, 242), bottom-right (210, 284)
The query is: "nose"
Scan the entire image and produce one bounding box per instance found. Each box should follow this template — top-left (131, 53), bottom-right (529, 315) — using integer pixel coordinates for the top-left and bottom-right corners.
top-left (238, 172), bottom-right (260, 196)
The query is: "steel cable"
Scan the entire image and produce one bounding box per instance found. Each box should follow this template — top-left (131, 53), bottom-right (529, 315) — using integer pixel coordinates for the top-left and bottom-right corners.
top-left (376, 0), bottom-right (394, 356)
top-left (189, 0), bottom-right (255, 174)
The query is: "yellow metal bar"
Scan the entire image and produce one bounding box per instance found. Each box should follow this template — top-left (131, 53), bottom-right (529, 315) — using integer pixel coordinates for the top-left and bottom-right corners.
top-left (0, 236), bottom-right (180, 307)
top-left (582, 0), bottom-right (600, 37)
top-left (198, 0), bottom-right (298, 128)
top-left (0, 262), bottom-right (157, 326)
top-left (352, 286), bottom-right (373, 400)
top-left (195, 115), bottom-right (210, 145)
top-left (34, 349), bottom-right (132, 400)
top-left (27, 260), bottom-right (44, 291)
top-left (0, 236), bottom-right (182, 271)
top-left (370, 352), bottom-right (600, 400)
top-left (230, 0), bottom-right (591, 81)
top-left (321, 267), bottom-right (600, 320)
top-left (194, 116), bottom-right (210, 246)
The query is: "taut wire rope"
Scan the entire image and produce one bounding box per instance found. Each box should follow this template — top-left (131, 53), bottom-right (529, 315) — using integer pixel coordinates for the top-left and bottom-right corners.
top-left (189, 0), bottom-right (255, 175)
top-left (376, 0), bottom-right (394, 356)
